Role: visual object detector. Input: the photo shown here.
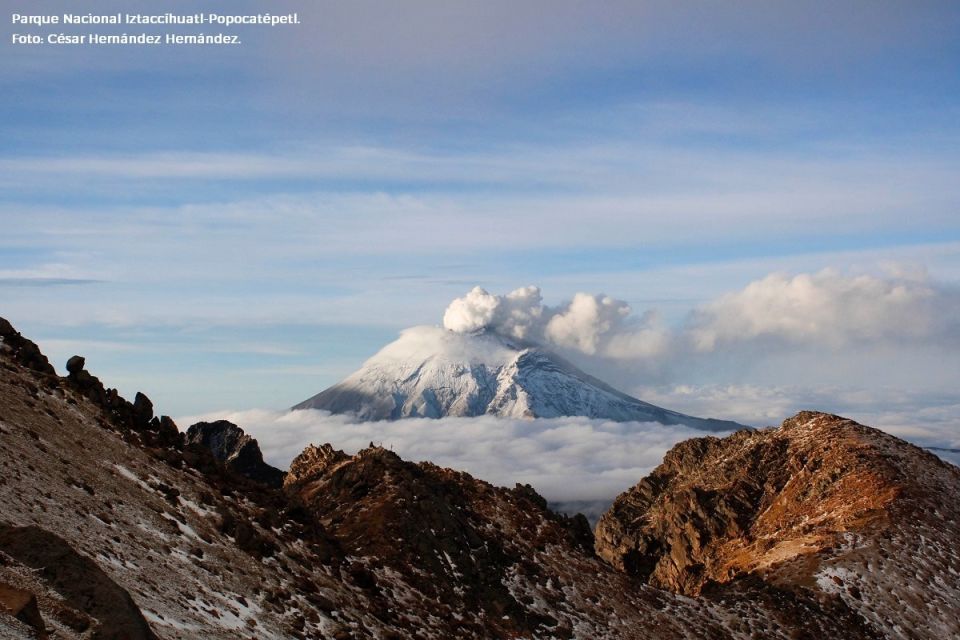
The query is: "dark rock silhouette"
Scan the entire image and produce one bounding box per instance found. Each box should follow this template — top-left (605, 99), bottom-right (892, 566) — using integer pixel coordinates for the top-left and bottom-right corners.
top-left (185, 420), bottom-right (285, 488)
top-left (62, 352), bottom-right (181, 447)
top-left (0, 318), bottom-right (55, 376)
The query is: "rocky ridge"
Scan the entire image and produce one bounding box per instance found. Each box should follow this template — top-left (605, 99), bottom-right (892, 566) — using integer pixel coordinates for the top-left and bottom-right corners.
top-left (596, 411), bottom-right (960, 637)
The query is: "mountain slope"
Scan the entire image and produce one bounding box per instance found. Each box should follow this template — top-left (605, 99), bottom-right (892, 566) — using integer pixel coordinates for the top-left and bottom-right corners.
top-left (2, 317), bottom-right (958, 639)
top-left (294, 326), bottom-right (743, 430)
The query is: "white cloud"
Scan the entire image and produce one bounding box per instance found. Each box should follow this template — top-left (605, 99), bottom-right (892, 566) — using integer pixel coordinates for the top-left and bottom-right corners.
top-left (544, 293), bottom-right (630, 355)
top-left (440, 269), bottom-right (960, 367)
top-left (442, 286), bottom-right (504, 334)
top-left (442, 286), bottom-right (670, 359)
top-left (178, 409), bottom-right (711, 503)
top-left (687, 268), bottom-right (960, 351)
top-left (443, 285), bottom-right (549, 339)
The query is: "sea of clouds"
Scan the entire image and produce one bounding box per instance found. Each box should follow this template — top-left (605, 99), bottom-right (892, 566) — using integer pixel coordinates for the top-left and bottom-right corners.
top-left (177, 408), bottom-right (713, 507)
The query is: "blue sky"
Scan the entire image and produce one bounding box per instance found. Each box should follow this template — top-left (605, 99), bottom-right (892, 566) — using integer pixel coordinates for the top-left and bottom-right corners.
top-left (2, 1), bottom-right (960, 443)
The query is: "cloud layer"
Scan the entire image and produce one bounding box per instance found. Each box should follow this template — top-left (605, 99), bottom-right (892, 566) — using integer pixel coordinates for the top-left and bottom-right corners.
top-left (179, 408), bottom-right (712, 504)
top-left (179, 399), bottom-right (960, 516)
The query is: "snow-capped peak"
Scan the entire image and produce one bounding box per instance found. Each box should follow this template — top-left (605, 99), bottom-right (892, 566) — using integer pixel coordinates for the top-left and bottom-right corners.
top-left (293, 326), bottom-right (745, 431)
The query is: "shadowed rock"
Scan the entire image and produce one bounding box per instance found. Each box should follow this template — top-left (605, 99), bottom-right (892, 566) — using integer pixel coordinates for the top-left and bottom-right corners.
top-left (186, 420), bottom-right (285, 487)
top-left (62, 354), bottom-right (180, 446)
top-left (65, 355), bottom-right (85, 375)
top-left (0, 317), bottom-right (55, 376)
top-left (284, 443), bottom-right (597, 635)
top-left (2, 319), bottom-right (959, 639)
top-left (0, 525), bottom-right (156, 640)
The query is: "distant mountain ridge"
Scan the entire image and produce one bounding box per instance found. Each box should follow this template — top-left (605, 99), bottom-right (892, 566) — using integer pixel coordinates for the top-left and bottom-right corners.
top-left (294, 326), bottom-right (745, 431)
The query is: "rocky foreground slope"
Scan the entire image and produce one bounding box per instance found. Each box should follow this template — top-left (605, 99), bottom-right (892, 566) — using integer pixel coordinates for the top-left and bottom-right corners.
top-left (1, 317), bottom-right (958, 639)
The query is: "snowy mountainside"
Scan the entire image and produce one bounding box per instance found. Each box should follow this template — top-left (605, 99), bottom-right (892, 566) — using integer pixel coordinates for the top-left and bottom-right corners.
top-left (294, 326), bottom-right (744, 431)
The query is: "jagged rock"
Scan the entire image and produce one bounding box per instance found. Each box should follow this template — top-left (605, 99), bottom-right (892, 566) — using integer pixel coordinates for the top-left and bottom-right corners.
top-left (133, 392), bottom-right (154, 426)
top-left (2, 322), bottom-right (959, 639)
top-left (186, 420), bottom-right (285, 487)
top-left (0, 317), bottom-right (55, 376)
top-left (64, 358), bottom-right (110, 406)
top-left (61, 355), bottom-right (180, 447)
top-left (154, 415), bottom-right (180, 448)
top-left (285, 443), bottom-right (602, 635)
top-left (285, 443), bottom-right (349, 485)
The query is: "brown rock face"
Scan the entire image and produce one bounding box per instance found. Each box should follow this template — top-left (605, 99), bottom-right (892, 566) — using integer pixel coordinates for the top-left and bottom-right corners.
top-left (596, 412), bottom-right (960, 604)
top-left (285, 443), bottom-right (595, 636)
top-left (0, 582), bottom-right (46, 637)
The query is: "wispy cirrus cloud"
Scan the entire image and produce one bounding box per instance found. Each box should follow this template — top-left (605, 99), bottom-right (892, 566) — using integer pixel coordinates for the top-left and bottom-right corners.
top-left (0, 264), bottom-right (105, 287)
top-left (3, 0), bottom-right (959, 430)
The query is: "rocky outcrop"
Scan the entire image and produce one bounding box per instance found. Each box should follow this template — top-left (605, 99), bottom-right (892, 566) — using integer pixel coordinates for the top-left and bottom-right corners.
top-left (62, 354), bottom-right (180, 448)
top-left (185, 420), bottom-right (285, 487)
top-left (285, 443), bottom-right (597, 636)
top-left (0, 318), bottom-right (55, 377)
top-left (0, 583), bottom-right (46, 638)
top-left (596, 411), bottom-right (960, 603)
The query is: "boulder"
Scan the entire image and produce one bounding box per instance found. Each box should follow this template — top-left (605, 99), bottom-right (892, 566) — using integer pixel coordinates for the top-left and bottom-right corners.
top-left (133, 392), bottom-right (154, 426)
top-left (65, 355), bottom-right (85, 375)
top-left (0, 525), bottom-right (157, 640)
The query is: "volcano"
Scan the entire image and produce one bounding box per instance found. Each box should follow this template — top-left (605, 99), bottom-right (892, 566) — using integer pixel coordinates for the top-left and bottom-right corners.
top-left (293, 326), bottom-right (744, 431)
